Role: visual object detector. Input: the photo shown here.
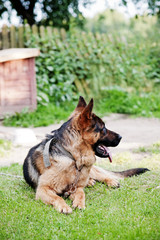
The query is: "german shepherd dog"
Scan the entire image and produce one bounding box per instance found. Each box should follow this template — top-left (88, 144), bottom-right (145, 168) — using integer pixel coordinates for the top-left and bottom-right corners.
top-left (23, 96), bottom-right (149, 214)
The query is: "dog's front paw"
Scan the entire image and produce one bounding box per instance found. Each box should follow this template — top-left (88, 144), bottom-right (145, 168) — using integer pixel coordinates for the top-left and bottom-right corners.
top-left (104, 178), bottom-right (120, 188)
top-left (87, 178), bottom-right (96, 187)
top-left (71, 187), bottom-right (85, 210)
top-left (56, 203), bottom-right (72, 214)
top-left (72, 200), bottom-right (85, 210)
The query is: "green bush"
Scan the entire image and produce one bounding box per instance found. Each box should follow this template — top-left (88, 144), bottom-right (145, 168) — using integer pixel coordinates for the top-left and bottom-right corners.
top-left (25, 26), bottom-right (160, 106)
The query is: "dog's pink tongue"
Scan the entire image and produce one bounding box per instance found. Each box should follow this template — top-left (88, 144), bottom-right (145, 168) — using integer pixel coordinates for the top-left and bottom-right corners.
top-left (105, 147), bottom-right (112, 163)
top-left (108, 151), bottom-right (112, 163)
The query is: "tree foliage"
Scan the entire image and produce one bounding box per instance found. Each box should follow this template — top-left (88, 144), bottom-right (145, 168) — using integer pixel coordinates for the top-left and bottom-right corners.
top-left (0, 0), bottom-right (93, 28)
top-left (121, 0), bottom-right (160, 18)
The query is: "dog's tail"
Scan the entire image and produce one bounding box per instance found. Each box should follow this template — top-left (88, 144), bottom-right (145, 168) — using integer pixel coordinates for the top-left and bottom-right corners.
top-left (113, 168), bottom-right (150, 178)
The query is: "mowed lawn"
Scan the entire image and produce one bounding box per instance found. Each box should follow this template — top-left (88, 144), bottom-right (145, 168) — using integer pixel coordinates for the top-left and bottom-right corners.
top-left (0, 153), bottom-right (160, 240)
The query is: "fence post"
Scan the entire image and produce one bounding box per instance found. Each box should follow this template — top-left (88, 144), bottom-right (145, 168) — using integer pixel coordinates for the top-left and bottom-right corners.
top-left (46, 26), bottom-right (53, 38)
top-left (10, 25), bottom-right (17, 48)
top-left (24, 24), bottom-right (31, 44)
top-left (39, 26), bottom-right (45, 39)
top-left (2, 25), bottom-right (9, 49)
top-left (32, 24), bottom-right (38, 36)
top-left (0, 31), bottom-right (2, 49)
top-left (18, 25), bottom-right (24, 48)
top-left (60, 28), bottom-right (66, 40)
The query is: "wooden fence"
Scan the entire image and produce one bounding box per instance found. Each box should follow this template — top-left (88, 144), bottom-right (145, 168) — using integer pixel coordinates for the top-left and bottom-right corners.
top-left (0, 24), bottom-right (67, 50)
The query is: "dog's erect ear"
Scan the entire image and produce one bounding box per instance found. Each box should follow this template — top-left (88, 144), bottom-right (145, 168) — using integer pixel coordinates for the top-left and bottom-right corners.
top-left (69, 96), bottom-right (87, 119)
top-left (76, 96), bottom-right (87, 109)
top-left (81, 98), bottom-right (93, 120)
top-left (78, 99), bottom-right (93, 129)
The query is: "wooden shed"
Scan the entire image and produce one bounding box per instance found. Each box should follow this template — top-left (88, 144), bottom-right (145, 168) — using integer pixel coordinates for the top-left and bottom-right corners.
top-left (0, 48), bottom-right (40, 116)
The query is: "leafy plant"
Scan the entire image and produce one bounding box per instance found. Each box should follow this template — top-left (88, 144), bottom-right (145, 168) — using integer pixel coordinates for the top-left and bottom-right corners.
top-left (24, 24), bottom-right (160, 106)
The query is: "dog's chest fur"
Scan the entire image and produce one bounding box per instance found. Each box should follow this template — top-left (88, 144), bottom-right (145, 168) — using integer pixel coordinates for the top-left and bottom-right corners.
top-left (38, 154), bottom-right (91, 195)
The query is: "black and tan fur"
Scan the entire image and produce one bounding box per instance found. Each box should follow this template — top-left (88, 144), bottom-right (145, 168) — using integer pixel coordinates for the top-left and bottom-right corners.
top-left (23, 96), bottom-right (149, 214)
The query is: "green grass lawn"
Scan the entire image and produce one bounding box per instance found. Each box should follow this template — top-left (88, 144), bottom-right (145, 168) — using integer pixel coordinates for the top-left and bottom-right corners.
top-left (0, 153), bottom-right (160, 240)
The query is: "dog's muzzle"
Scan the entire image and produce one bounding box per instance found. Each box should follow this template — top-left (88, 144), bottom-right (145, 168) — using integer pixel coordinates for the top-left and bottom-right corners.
top-left (94, 134), bottom-right (122, 162)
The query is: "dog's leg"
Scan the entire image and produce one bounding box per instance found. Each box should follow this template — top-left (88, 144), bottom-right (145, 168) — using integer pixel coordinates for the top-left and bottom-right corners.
top-left (89, 165), bottom-right (120, 188)
top-left (36, 185), bottom-right (72, 214)
top-left (70, 187), bottom-right (85, 209)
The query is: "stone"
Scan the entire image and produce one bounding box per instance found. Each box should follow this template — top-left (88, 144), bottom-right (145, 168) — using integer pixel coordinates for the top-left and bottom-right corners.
top-left (13, 129), bottom-right (37, 146)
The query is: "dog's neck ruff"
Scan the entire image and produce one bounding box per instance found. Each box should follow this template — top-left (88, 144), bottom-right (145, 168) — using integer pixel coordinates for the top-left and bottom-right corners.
top-left (43, 132), bottom-right (74, 168)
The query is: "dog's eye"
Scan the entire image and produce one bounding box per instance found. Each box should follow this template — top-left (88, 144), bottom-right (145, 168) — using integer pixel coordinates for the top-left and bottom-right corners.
top-left (94, 124), bottom-right (100, 132)
top-left (101, 127), bottom-right (107, 135)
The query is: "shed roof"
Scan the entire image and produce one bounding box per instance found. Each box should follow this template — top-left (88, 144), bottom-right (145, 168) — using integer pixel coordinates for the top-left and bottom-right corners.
top-left (0, 48), bottom-right (40, 63)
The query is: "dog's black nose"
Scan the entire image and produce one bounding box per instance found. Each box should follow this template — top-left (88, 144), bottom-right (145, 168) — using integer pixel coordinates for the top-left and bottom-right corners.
top-left (111, 134), bottom-right (122, 147)
top-left (117, 135), bottom-right (122, 142)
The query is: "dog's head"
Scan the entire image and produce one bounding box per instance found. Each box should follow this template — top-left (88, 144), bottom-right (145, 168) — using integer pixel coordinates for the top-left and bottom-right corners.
top-left (73, 96), bottom-right (122, 162)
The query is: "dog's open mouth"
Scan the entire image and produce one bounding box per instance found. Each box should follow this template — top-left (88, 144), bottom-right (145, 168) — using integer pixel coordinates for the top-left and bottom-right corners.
top-left (96, 144), bottom-right (112, 162)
